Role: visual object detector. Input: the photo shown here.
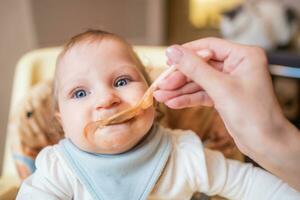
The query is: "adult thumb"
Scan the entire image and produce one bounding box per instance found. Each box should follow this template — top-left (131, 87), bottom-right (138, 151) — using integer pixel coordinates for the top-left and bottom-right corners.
top-left (166, 45), bottom-right (224, 92)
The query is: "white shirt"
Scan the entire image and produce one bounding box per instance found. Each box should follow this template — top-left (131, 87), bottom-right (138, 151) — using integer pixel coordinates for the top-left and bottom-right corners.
top-left (17, 127), bottom-right (300, 199)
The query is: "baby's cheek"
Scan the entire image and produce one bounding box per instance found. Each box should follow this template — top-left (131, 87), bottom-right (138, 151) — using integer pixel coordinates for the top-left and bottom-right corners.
top-left (138, 107), bottom-right (155, 127)
top-left (62, 113), bottom-right (85, 138)
top-left (127, 85), bottom-right (148, 102)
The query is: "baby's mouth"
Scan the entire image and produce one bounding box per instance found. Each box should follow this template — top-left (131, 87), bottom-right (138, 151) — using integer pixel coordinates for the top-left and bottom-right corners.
top-left (84, 110), bottom-right (141, 137)
top-left (103, 114), bottom-right (136, 126)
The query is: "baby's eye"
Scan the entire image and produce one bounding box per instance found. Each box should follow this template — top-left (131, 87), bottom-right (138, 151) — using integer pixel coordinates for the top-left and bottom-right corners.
top-left (114, 77), bottom-right (131, 87)
top-left (72, 89), bottom-right (88, 99)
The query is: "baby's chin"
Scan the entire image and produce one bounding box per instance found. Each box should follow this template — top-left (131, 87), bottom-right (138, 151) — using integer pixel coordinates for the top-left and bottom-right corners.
top-left (91, 125), bottom-right (145, 154)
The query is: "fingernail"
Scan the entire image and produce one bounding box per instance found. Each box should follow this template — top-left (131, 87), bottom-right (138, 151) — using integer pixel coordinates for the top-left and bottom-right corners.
top-left (166, 45), bottom-right (183, 64)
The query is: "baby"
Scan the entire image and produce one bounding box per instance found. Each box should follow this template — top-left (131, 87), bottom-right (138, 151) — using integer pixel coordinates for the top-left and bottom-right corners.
top-left (17, 30), bottom-right (300, 200)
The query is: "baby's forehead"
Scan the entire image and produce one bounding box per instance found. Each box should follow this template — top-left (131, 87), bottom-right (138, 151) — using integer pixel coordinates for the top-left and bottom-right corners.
top-left (72, 36), bottom-right (130, 50)
top-left (56, 37), bottom-right (142, 77)
top-left (62, 37), bottom-right (135, 62)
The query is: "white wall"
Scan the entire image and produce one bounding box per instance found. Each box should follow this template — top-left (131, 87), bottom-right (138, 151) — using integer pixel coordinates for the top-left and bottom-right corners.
top-left (0, 0), bottom-right (36, 175)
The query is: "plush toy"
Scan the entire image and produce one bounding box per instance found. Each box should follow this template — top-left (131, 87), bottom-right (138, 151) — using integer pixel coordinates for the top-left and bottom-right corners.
top-left (9, 80), bottom-right (64, 180)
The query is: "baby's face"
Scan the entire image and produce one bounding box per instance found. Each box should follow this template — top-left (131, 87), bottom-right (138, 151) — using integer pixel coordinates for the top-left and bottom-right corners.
top-left (56, 38), bottom-right (155, 154)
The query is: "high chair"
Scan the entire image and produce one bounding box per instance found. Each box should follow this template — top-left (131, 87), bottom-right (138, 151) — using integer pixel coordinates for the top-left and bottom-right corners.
top-left (0, 45), bottom-right (170, 199)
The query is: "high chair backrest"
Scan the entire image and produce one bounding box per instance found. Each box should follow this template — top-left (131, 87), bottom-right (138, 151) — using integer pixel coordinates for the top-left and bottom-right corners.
top-left (2, 46), bottom-right (167, 183)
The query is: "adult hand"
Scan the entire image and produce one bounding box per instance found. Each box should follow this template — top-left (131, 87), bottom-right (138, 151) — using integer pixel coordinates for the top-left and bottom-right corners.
top-left (154, 38), bottom-right (300, 190)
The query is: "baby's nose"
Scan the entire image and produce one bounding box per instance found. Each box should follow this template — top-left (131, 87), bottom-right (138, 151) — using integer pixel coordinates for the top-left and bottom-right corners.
top-left (94, 92), bottom-right (121, 110)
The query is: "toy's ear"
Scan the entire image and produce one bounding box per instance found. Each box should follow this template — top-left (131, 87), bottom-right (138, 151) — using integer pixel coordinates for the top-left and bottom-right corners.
top-left (54, 112), bottom-right (62, 124)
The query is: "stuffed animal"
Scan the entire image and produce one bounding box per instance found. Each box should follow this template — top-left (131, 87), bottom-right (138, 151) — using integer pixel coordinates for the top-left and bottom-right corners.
top-left (9, 80), bottom-right (64, 180)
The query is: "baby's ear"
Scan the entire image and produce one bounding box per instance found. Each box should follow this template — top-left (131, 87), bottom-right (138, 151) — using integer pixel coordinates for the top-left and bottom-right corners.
top-left (54, 112), bottom-right (62, 124)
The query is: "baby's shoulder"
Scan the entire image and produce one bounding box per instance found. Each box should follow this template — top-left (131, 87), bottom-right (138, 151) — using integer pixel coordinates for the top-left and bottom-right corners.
top-left (35, 144), bottom-right (72, 175)
top-left (36, 144), bottom-right (59, 165)
top-left (34, 143), bottom-right (78, 188)
top-left (35, 145), bottom-right (55, 167)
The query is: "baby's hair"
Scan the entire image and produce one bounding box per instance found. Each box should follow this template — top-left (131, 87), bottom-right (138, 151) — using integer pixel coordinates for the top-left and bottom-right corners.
top-left (53, 29), bottom-right (151, 111)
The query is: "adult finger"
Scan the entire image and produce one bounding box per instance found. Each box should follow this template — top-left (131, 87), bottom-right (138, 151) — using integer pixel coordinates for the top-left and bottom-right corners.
top-left (167, 49), bottom-right (213, 66)
top-left (183, 37), bottom-right (239, 62)
top-left (153, 82), bottom-right (203, 102)
top-left (164, 91), bottom-right (214, 109)
top-left (156, 70), bottom-right (188, 90)
top-left (196, 49), bottom-right (213, 60)
top-left (166, 45), bottom-right (224, 92)
top-left (162, 49), bottom-right (214, 89)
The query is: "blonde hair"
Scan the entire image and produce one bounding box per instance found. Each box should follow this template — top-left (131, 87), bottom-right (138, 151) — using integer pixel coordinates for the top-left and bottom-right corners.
top-left (53, 29), bottom-right (151, 111)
